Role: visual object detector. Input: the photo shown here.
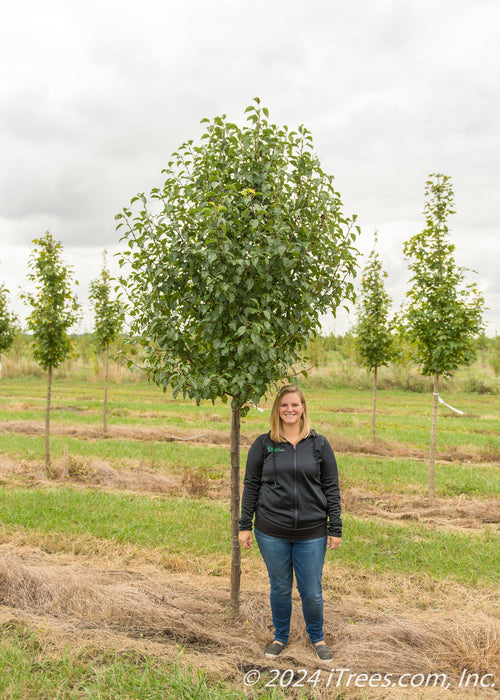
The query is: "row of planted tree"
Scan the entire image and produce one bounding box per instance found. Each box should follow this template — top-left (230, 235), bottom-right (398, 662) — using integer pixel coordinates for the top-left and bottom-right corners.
top-left (0, 99), bottom-right (489, 612)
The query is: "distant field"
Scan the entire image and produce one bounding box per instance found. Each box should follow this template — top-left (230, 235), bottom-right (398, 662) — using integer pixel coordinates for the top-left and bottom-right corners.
top-left (0, 376), bottom-right (498, 698)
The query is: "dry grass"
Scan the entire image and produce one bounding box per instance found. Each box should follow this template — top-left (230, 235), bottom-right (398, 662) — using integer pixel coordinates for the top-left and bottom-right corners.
top-left (0, 419), bottom-right (247, 446)
top-left (0, 547), bottom-right (498, 698)
top-left (0, 399), bottom-right (498, 697)
top-left (332, 618), bottom-right (496, 678)
top-left (343, 488), bottom-right (500, 530)
top-left (0, 453), bottom-right (229, 502)
top-left (0, 355), bottom-right (142, 383)
top-left (2, 454), bottom-right (499, 536)
top-left (3, 420), bottom-right (499, 463)
top-left (0, 526), bottom-right (231, 576)
top-left (0, 552), bottom-right (235, 648)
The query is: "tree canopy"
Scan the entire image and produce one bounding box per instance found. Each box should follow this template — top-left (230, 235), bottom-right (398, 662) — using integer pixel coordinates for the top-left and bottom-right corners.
top-left (354, 233), bottom-right (396, 372)
top-left (0, 282), bottom-right (18, 355)
top-left (117, 99), bottom-right (359, 411)
top-left (402, 173), bottom-right (484, 377)
top-left (23, 232), bottom-right (80, 370)
top-left (89, 251), bottom-right (124, 351)
top-left (117, 99), bottom-right (360, 610)
top-left (22, 232), bottom-right (80, 475)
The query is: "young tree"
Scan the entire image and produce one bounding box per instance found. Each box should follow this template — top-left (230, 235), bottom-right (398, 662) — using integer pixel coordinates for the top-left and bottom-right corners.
top-left (117, 99), bottom-right (359, 611)
top-left (354, 233), bottom-right (396, 440)
top-left (402, 174), bottom-right (484, 505)
top-left (0, 281), bottom-right (19, 376)
top-left (89, 251), bottom-right (124, 437)
top-left (22, 232), bottom-right (80, 476)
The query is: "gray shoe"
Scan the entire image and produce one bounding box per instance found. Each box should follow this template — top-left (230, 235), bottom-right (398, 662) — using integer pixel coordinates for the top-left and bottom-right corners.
top-left (264, 641), bottom-right (286, 658)
top-left (313, 642), bottom-right (333, 662)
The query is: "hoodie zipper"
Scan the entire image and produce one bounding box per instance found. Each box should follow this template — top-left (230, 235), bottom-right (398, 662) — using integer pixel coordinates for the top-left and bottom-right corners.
top-left (293, 444), bottom-right (298, 528)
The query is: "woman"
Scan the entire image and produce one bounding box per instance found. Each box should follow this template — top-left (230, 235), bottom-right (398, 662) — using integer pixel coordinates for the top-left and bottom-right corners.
top-left (239, 384), bottom-right (341, 662)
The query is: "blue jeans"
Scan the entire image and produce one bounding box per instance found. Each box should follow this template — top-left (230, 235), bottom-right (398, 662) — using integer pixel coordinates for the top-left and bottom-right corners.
top-left (254, 528), bottom-right (327, 644)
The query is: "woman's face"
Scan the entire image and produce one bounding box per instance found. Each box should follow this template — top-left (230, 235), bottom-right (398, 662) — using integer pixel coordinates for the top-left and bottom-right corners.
top-left (279, 392), bottom-right (304, 427)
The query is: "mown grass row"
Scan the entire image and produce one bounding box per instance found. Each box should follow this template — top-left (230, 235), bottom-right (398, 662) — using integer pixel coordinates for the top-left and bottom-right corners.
top-left (2, 378), bottom-right (499, 454)
top-left (0, 433), bottom-right (229, 477)
top-left (341, 453), bottom-right (500, 496)
top-left (0, 488), bottom-right (498, 585)
top-left (0, 623), bottom-right (276, 700)
top-left (0, 431), bottom-right (498, 497)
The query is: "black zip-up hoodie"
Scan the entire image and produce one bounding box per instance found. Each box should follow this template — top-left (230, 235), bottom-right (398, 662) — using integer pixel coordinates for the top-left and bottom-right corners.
top-left (239, 431), bottom-right (342, 537)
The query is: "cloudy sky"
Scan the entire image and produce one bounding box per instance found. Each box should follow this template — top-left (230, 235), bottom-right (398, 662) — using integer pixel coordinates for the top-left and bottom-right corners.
top-left (1, 0), bottom-right (499, 335)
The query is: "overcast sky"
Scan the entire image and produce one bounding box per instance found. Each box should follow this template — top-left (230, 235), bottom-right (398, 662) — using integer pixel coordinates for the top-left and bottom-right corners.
top-left (1, 0), bottom-right (498, 335)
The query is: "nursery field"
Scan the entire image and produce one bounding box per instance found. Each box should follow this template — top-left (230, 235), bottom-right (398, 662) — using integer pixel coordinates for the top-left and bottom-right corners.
top-left (0, 376), bottom-right (499, 699)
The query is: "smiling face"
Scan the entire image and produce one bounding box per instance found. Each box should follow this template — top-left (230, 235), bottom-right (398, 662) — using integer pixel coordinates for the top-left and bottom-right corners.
top-left (279, 391), bottom-right (305, 428)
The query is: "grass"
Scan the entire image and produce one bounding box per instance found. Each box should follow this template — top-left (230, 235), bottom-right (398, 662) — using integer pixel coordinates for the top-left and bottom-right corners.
top-left (0, 433), bottom-right (229, 474)
top-left (0, 623), bottom-right (283, 700)
top-left (0, 376), bottom-right (499, 697)
top-left (341, 514), bottom-right (499, 585)
top-left (2, 378), bottom-right (499, 477)
top-left (341, 454), bottom-right (500, 497)
top-left (0, 487), bottom-right (497, 585)
top-left (2, 377), bottom-right (500, 437)
top-left (0, 489), bottom-right (230, 555)
top-left (317, 410), bottom-right (500, 453)
top-left (0, 431), bottom-right (498, 499)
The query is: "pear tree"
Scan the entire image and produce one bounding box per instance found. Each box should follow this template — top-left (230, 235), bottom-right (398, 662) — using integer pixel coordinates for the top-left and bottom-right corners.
top-left (89, 251), bottom-right (124, 437)
top-left (117, 100), bottom-right (359, 610)
top-left (22, 232), bottom-right (80, 476)
top-left (354, 233), bottom-right (396, 439)
top-left (402, 174), bottom-right (484, 504)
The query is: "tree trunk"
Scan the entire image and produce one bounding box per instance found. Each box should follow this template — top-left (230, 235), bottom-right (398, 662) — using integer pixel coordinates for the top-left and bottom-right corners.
top-left (429, 373), bottom-right (439, 506)
top-left (45, 365), bottom-right (53, 478)
top-left (103, 342), bottom-right (109, 438)
top-left (371, 365), bottom-right (378, 441)
top-left (230, 405), bottom-right (241, 614)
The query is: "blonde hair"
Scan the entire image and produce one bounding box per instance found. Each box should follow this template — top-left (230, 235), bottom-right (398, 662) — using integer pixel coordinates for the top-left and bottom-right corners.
top-left (270, 384), bottom-right (310, 443)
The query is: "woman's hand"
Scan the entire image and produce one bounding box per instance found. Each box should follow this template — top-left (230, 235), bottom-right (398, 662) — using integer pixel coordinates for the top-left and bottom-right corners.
top-left (327, 536), bottom-right (341, 550)
top-left (239, 530), bottom-right (253, 548)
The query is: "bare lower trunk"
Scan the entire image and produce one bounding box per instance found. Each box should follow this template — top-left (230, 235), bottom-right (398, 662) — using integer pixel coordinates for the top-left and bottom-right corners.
top-left (429, 373), bottom-right (439, 506)
top-left (230, 405), bottom-right (241, 614)
top-left (103, 342), bottom-right (109, 437)
top-left (371, 365), bottom-right (378, 441)
top-left (45, 365), bottom-right (53, 478)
